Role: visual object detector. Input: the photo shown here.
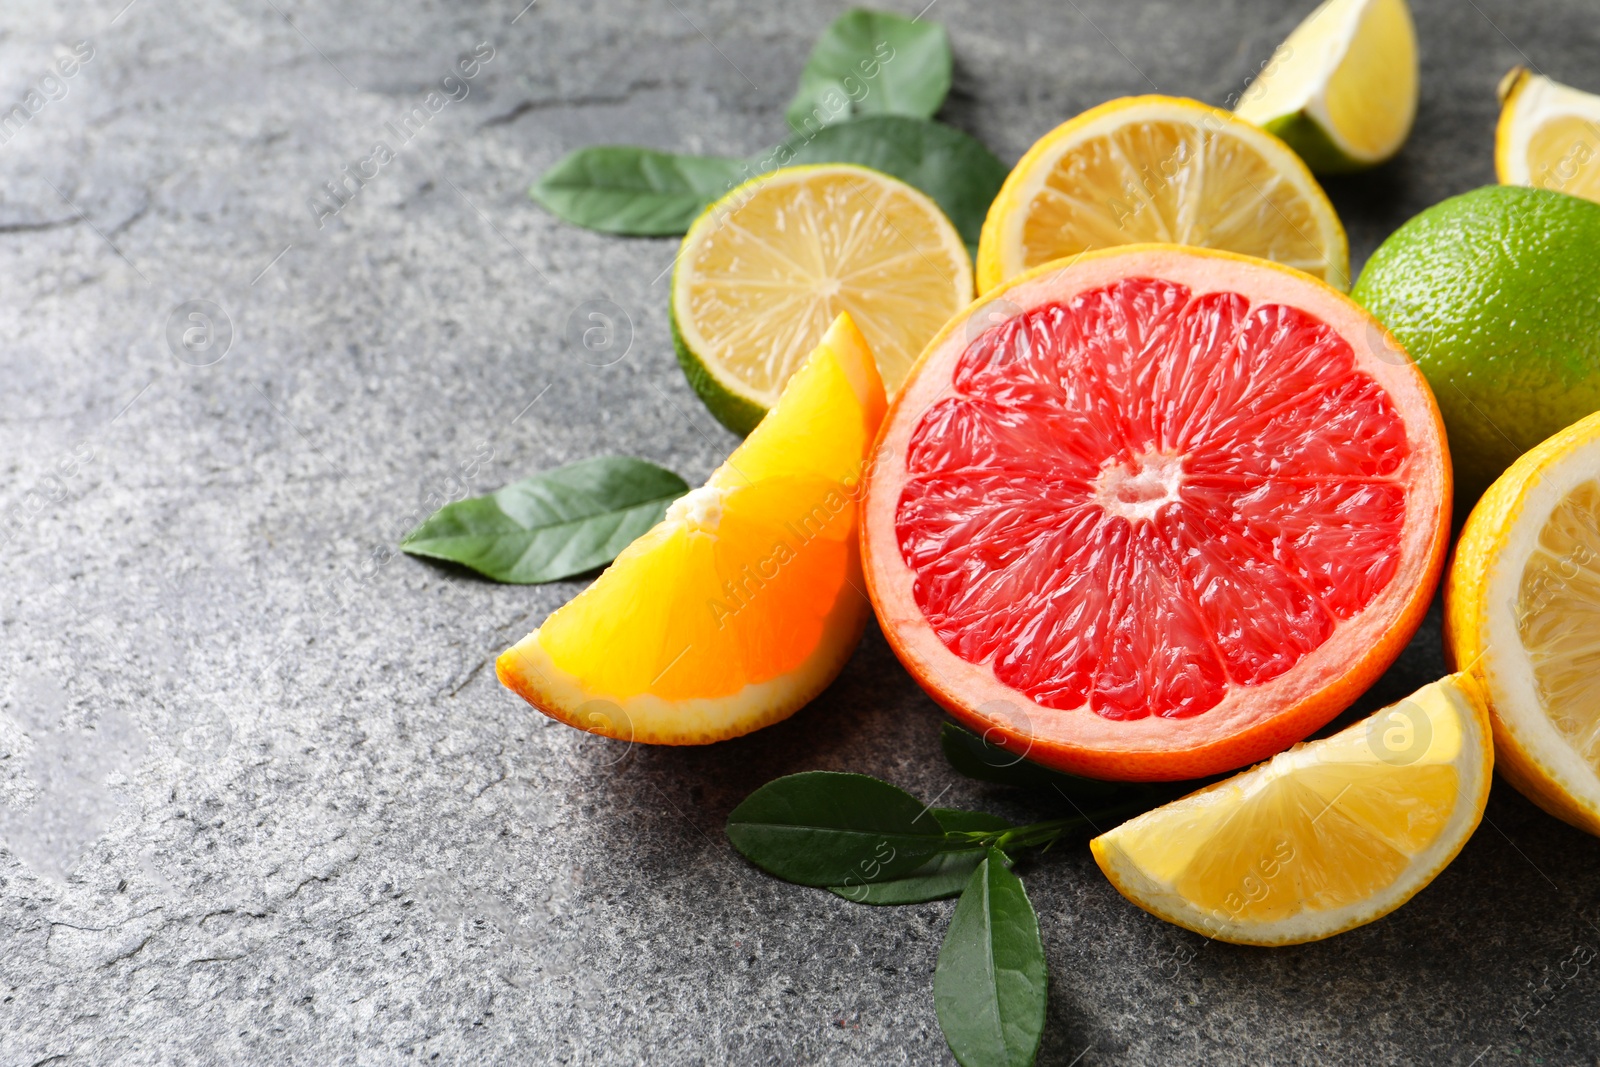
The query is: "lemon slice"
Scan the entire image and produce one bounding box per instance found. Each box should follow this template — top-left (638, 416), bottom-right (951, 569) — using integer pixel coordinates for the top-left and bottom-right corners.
top-left (1495, 67), bottom-right (1600, 204)
top-left (1233, 0), bottom-right (1418, 174)
top-left (1091, 675), bottom-right (1491, 946)
top-left (975, 96), bottom-right (1348, 295)
top-left (497, 313), bottom-right (886, 745)
top-left (1446, 408), bottom-right (1600, 836)
top-left (671, 164), bottom-right (971, 436)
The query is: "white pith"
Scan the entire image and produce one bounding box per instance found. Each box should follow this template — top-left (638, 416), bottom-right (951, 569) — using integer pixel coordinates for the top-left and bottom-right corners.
top-left (1093, 450), bottom-right (1187, 524)
top-left (666, 485), bottom-right (725, 533)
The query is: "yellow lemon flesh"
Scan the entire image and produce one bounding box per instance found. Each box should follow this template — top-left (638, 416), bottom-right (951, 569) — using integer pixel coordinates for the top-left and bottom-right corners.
top-left (1496, 67), bottom-right (1600, 204)
top-left (975, 95), bottom-right (1348, 294)
top-left (1446, 408), bottom-right (1600, 835)
top-left (1091, 675), bottom-right (1491, 946)
top-left (671, 163), bottom-right (971, 435)
top-left (1233, 0), bottom-right (1418, 173)
top-left (497, 313), bottom-right (886, 745)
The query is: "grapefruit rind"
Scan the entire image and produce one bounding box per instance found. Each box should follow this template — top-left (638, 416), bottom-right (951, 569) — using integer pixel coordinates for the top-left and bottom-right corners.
top-left (862, 244), bottom-right (1450, 781)
top-left (1090, 674), bottom-right (1492, 947)
top-left (1445, 408), bottom-right (1600, 836)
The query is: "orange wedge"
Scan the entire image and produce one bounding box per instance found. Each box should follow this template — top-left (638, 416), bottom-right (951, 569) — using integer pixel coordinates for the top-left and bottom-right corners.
top-left (497, 313), bottom-right (885, 744)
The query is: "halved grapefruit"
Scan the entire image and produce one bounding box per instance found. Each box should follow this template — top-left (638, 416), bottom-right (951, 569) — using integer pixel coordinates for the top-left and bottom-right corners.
top-left (862, 245), bottom-right (1450, 781)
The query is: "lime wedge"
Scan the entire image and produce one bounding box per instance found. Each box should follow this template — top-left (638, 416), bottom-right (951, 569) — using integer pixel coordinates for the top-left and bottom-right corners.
top-left (1234, 0), bottom-right (1418, 173)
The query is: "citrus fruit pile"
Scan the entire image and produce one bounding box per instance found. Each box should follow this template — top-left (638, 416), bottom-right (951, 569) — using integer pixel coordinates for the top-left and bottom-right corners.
top-left (493, 0), bottom-right (1600, 971)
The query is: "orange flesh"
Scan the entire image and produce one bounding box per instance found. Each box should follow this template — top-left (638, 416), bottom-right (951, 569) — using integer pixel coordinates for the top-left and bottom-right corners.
top-left (537, 477), bottom-right (857, 700)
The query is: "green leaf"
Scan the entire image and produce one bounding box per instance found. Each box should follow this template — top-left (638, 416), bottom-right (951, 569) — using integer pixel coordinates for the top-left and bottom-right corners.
top-left (532, 116), bottom-right (1003, 252)
top-left (830, 809), bottom-right (1013, 905)
top-left (400, 456), bottom-right (688, 583)
top-left (785, 8), bottom-right (951, 133)
top-left (770, 115), bottom-right (1005, 254)
top-left (726, 772), bottom-right (949, 887)
top-left (935, 850), bottom-right (1048, 1067)
top-left (530, 147), bottom-right (746, 235)
top-left (832, 849), bottom-right (985, 905)
top-left (941, 722), bottom-right (1131, 801)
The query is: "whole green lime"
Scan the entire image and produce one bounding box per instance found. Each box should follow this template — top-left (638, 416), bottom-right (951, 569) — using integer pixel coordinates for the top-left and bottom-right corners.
top-left (1352, 185), bottom-right (1600, 504)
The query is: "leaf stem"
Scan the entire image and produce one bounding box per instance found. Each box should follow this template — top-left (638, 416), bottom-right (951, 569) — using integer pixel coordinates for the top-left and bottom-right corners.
top-left (943, 799), bottom-right (1154, 853)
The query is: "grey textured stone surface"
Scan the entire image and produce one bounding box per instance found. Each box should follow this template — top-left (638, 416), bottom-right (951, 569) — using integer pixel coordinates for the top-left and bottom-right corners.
top-left (2, 0), bottom-right (1599, 1063)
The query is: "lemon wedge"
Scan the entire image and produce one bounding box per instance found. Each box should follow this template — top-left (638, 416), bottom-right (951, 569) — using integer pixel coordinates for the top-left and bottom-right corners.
top-left (1496, 67), bottom-right (1600, 204)
top-left (497, 313), bottom-right (885, 744)
top-left (1234, 0), bottom-right (1418, 173)
top-left (975, 96), bottom-right (1348, 294)
top-left (1447, 408), bottom-right (1600, 836)
top-left (1091, 675), bottom-right (1492, 946)
top-left (671, 163), bottom-right (971, 435)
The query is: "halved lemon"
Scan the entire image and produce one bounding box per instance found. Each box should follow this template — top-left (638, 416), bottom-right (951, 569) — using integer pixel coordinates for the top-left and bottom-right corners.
top-left (497, 313), bottom-right (886, 744)
top-left (1446, 409), bottom-right (1600, 836)
top-left (671, 164), bottom-right (971, 435)
top-left (1091, 675), bottom-right (1492, 946)
top-left (1496, 67), bottom-right (1600, 204)
top-left (975, 96), bottom-right (1348, 294)
top-left (1233, 0), bottom-right (1418, 174)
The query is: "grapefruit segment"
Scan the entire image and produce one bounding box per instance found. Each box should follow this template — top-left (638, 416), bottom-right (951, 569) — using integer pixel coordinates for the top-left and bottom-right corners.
top-left (863, 245), bottom-right (1450, 780)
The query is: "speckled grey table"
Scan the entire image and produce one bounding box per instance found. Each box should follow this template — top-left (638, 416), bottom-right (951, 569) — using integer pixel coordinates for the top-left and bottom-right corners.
top-left (2, 1), bottom-right (1598, 1064)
